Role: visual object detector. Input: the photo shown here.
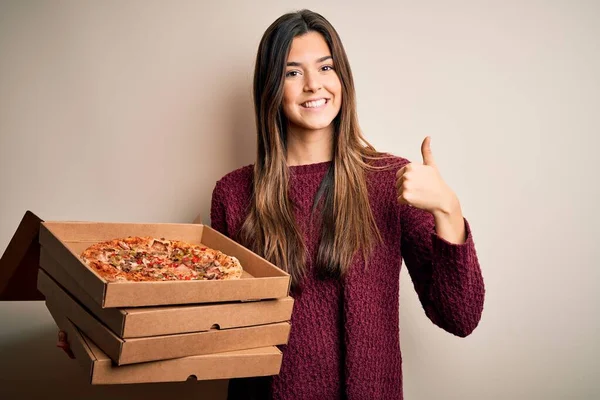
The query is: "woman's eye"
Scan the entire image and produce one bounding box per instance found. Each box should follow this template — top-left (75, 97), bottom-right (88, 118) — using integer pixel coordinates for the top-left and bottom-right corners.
top-left (321, 65), bottom-right (335, 72)
top-left (286, 70), bottom-right (300, 77)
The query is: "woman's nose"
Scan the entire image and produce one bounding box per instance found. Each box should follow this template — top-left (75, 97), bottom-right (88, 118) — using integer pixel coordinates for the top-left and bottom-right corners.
top-left (303, 71), bottom-right (322, 92)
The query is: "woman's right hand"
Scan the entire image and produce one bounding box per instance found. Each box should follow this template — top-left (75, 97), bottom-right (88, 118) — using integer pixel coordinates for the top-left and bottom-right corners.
top-left (57, 330), bottom-right (75, 359)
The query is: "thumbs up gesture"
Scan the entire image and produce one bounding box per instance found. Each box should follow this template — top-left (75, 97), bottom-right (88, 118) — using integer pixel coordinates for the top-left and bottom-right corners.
top-left (395, 137), bottom-right (459, 215)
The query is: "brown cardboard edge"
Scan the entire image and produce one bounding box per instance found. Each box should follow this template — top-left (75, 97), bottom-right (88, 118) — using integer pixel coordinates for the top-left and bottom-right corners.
top-left (120, 322), bottom-right (291, 365)
top-left (37, 269), bottom-right (124, 363)
top-left (39, 223), bottom-right (108, 307)
top-left (192, 213), bottom-right (202, 224)
top-left (42, 245), bottom-right (294, 337)
top-left (88, 342), bottom-right (284, 384)
top-left (201, 226), bottom-right (286, 275)
top-left (39, 247), bottom-right (127, 336)
top-left (103, 276), bottom-right (291, 308)
top-left (38, 221), bottom-right (291, 307)
top-left (39, 268), bottom-right (291, 365)
top-left (0, 210), bottom-right (45, 300)
top-left (45, 302), bottom-right (97, 379)
top-left (122, 296), bottom-right (295, 338)
top-left (45, 303), bottom-right (283, 384)
top-left (40, 220), bottom-right (205, 242)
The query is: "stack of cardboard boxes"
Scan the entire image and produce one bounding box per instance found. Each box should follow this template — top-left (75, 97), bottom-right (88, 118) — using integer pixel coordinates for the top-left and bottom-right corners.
top-left (35, 220), bottom-right (293, 384)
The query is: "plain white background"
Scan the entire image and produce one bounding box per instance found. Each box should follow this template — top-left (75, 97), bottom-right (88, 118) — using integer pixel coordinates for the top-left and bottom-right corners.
top-left (1, 1), bottom-right (599, 399)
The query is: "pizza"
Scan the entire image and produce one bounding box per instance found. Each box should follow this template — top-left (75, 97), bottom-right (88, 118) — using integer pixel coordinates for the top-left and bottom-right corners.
top-left (80, 236), bottom-right (243, 282)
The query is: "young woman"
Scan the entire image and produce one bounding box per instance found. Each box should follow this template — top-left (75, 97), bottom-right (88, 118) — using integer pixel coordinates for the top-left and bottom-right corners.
top-left (213, 9), bottom-right (485, 400)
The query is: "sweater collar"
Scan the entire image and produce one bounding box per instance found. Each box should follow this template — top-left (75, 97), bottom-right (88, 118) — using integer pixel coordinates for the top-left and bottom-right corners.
top-left (288, 160), bottom-right (332, 175)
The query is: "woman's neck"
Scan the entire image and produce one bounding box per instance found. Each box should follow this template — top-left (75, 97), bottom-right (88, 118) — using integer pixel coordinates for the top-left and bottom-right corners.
top-left (286, 125), bottom-right (334, 166)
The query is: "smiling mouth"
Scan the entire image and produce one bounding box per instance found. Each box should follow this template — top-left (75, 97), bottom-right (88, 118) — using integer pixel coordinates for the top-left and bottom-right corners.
top-left (301, 99), bottom-right (329, 108)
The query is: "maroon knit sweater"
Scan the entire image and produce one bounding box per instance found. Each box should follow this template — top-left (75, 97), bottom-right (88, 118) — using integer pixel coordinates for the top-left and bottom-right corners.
top-left (210, 157), bottom-right (485, 400)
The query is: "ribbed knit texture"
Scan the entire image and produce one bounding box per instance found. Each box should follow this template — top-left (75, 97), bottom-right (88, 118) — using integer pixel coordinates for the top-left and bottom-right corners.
top-left (210, 157), bottom-right (485, 400)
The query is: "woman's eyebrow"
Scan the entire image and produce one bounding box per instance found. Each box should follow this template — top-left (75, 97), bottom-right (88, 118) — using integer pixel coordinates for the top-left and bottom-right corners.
top-left (286, 55), bottom-right (333, 67)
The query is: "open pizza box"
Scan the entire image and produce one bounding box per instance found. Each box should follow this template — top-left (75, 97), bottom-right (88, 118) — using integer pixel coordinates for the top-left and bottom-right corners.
top-left (39, 220), bottom-right (291, 308)
top-left (45, 303), bottom-right (284, 385)
top-left (40, 246), bottom-right (294, 338)
top-left (38, 268), bottom-right (291, 365)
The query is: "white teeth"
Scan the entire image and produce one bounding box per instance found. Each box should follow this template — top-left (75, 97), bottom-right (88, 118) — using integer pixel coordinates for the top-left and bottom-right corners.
top-left (303, 99), bottom-right (326, 108)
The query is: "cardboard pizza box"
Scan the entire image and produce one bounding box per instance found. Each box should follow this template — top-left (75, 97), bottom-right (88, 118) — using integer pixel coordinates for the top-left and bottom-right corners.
top-left (39, 220), bottom-right (291, 307)
top-left (0, 211), bottom-right (45, 300)
top-left (38, 269), bottom-right (291, 365)
top-left (45, 304), bottom-right (283, 384)
top-left (40, 247), bottom-right (294, 338)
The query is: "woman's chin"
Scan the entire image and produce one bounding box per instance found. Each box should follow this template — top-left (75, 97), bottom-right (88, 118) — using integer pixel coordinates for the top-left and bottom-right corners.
top-left (293, 119), bottom-right (335, 132)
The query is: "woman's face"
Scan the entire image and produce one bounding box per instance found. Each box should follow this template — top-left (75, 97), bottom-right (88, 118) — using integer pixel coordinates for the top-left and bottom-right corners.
top-left (282, 31), bottom-right (342, 135)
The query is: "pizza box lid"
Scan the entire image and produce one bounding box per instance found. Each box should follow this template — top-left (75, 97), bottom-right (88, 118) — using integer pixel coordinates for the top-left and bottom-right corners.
top-left (38, 268), bottom-right (291, 365)
top-left (38, 219), bottom-right (292, 308)
top-left (45, 303), bottom-right (284, 385)
top-left (0, 210), bottom-right (45, 300)
top-left (40, 245), bottom-right (294, 337)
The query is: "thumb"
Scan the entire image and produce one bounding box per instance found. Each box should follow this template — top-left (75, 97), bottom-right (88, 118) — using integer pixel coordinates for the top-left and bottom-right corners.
top-left (421, 136), bottom-right (436, 166)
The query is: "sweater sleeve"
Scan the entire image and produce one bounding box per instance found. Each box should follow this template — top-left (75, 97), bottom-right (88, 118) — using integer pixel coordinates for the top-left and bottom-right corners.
top-left (400, 204), bottom-right (485, 337)
top-left (210, 181), bottom-right (229, 237)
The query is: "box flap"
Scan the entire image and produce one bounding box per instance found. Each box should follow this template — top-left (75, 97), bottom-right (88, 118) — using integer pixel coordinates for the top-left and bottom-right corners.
top-left (192, 213), bottom-right (202, 224)
top-left (0, 210), bottom-right (44, 300)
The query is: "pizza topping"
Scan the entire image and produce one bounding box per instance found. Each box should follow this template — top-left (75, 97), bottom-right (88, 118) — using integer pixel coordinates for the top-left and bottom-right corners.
top-left (150, 240), bottom-right (167, 252)
top-left (80, 236), bottom-right (243, 282)
top-left (174, 264), bottom-right (192, 276)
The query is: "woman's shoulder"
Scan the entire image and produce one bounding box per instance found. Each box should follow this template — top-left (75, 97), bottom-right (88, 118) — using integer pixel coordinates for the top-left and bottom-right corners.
top-left (213, 164), bottom-right (254, 196)
top-left (363, 153), bottom-right (411, 199)
top-left (366, 152), bottom-right (411, 172)
top-left (216, 164), bottom-right (253, 185)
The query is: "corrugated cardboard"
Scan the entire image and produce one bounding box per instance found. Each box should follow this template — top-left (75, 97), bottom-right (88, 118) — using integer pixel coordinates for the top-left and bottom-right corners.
top-left (45, 304), bottom-right (283, 384)
top-left (38, 269), bottom-right (291, 365)
top-left (40, 247), bottom-right (294, 338)
top-left (39, 221), bottom-right (291, 307)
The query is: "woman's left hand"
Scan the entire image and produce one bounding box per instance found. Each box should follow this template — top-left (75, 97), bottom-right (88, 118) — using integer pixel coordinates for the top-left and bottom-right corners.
top-left (395, 137), bottom-right (460, 217)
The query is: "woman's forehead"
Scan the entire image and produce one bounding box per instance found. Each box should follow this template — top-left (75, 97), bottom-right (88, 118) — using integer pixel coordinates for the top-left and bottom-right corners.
top-left (287, 32), bottom-right (332, 64)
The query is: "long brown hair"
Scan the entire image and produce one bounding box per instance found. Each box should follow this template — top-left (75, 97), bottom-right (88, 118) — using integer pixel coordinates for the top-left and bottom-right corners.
top-left (239, 10), bottom-right (394, 288)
